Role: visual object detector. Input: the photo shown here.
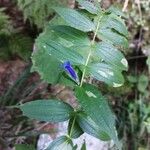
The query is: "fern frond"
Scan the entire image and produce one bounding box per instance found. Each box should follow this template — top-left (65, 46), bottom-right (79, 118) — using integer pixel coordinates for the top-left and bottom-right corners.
top-left (9, 34), bottom-right (33, 61)
top-left (0, 8), bottom-right (13, 36)
top-left (0, 8), bottom-right (33, 61)
top-left (17, 0), bottom-right (68, 28)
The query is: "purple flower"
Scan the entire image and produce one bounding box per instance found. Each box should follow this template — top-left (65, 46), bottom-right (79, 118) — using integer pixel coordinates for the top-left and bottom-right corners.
top-left (62, 61), bottom-right (79, 83)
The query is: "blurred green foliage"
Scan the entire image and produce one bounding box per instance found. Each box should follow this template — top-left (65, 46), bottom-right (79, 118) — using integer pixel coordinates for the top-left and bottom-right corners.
top-left (0, 7), bottom-right (33, 61)
top-left (0, 8), bottom-right (13, 35)
top-left (17, 0), bottom-right (68, 28)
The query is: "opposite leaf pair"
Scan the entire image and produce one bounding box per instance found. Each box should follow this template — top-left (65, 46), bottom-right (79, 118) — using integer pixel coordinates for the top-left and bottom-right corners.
top-left (19, 84), bottom-right (119, 149)
top-left (21, 1), bottom-right (129, 149)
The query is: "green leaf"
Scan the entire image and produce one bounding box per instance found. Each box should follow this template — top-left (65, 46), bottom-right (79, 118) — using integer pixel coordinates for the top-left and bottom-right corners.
top-left (32, 27), bottom-right (83, 85)
top-left (49, 15), bottom-right (67, 26)
top-left (32, 26), bottom-right (59, 72)
top-left (87, 63), bottom-right (124, 87)
top-left (53, 7), bottom-right (95, 32)
top-left (19, 100), bottom-right (74, 123)
top-left (77, 0), bottom-right (99, 14)
top-left (98, 28), bottom-right (128, 48)
top-left (77, 112), bottom-right (110, 141)
top-left (15, 144), bottom-right (35, 150)
top-left (138, 75), bottom-right (149, 93)
top-left (73, 145), bottom-right (78, 150)
top-left (49, 25), bottom-right (90, 47)
top-left (94, 42), bottom-right (128, 71)
top-left (31, 46), bottom-right (61, 84)
top-left (107, 6), bottom-right (127, 18)
top-left (95, 12), bottom-right (128, 48)
top-left (46, 136), bottom-right (73, 150)
top-left (40, 39), bottom-right (85, 65)
top-left (58, 72), bottom-right (77, 87)
top-left (68, 117), bottom-right (84, 139)
top-left (99, 13), bottom-right (128, 37)
top-left (75, 84), bottom-right (121, 149)
top-left (81, 141), bottom-right (86, 150)
top-left (127, 75), bottom-right (138, 83)
top-left (31, 27), bottom-right (84, 86)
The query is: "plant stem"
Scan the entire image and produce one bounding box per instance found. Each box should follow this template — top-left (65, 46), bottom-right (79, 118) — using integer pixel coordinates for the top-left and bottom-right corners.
top-left (80, 15), bottom-right (102, 87)
top-left (80, 50), bottom-right (91, 87)
top-left (69, 116), bottom-right (76, 138)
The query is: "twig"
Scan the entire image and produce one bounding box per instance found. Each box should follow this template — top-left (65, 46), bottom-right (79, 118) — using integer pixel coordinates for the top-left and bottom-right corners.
top-left (122, 0), bottom-right (129, 12)
top-left (127, 55), bottom-right (147, 60)
top-left (35, 122), bottom-right (50, 131)
top-left (135, 0), bottom-right (142, 20)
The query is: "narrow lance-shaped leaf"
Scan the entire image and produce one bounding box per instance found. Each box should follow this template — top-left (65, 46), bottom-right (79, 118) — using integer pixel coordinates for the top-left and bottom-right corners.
top-left (81, 141), bottom-right (86, 150)
top-left (75, 84), bottom-right (121, 149)
top-left (19, 100), bottom-right (74, 123)
top-left (53, 7), bottom-right (95, 32)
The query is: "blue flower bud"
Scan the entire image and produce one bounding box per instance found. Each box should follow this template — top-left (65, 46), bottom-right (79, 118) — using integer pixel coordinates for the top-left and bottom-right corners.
top-left (62, 61), bottom-right (79, 83)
